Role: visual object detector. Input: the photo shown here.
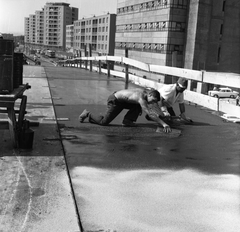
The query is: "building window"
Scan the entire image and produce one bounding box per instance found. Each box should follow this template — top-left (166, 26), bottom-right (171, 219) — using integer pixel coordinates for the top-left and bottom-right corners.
top-left (222, 0), bottom-right (226, 11)
top-left (217, 46), bottom-right (221, 63)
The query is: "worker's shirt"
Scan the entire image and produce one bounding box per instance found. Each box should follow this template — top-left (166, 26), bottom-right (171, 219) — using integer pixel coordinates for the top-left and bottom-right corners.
top-left (159, 83), bottom-right (184, 108)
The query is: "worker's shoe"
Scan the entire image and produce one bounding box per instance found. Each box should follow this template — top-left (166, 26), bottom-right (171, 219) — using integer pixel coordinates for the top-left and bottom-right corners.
top-left (79, 109), bottom-right (90, 123)
top-left (122, 119), bottom-right (136, 127)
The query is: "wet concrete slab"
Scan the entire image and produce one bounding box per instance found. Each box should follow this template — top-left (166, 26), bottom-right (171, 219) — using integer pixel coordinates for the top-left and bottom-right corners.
top-left (43, 66), bottom-right (240, 232)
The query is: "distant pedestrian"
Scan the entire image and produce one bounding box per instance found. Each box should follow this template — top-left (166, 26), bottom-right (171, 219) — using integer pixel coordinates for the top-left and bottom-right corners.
top-left (236, 95), bottom-right (240, 106)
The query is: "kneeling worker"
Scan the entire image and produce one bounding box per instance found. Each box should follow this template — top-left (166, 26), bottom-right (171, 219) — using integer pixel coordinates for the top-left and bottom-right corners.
top-left (159, 77), bottom-right (192, 122)
top-left (79, 88), bottom-right (171, 133)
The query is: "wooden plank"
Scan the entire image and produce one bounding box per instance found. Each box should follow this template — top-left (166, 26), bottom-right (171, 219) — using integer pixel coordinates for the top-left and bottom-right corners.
top-left (106, 56), bottom-right (122, 62)
top-left (0, 101), bottom-right (15, 107)
top-left (149, 65), bottom-right (203, 81)
top-left (184, 90), bottom-right (219, 111)
top-left (122, 57), bottom-right (149, 71)
top-left (0, 109), bottom-right (27, 114)
top-left (95, 56), bottom-right (107, 61)
top-left (203, 72), bottom-right (240, 88)
top-left (18, 95), bottom-right (27, 130)
top-left (219, 101), bottom-right (240, 117)
top-left (0, 83), bottom-right (31, 101)
top-left (7, 108), bottom-right (18, 148)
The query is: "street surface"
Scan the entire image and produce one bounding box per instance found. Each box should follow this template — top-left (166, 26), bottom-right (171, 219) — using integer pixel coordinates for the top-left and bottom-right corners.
top-left (44, 64), bottom-right (240, 232)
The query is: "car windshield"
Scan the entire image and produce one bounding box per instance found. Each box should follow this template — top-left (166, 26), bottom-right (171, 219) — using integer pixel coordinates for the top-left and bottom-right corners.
top-left (227, 116), bottom-right (239, 119)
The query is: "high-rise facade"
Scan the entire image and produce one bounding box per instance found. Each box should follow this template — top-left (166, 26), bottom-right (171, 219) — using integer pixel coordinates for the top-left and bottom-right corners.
top-left (73, 14), bottom-right (116, 56)
top-left (29, 14), bottom-right (36, 45)
top-left (35, 10), bottom-right (44, 46)
top-left (24, 17), bottom-right (30, 43)
top-left (66, 24), bottom-right (74, 51)
top-left (115, 0), bottom-right (240, 82)
top-left (24, 2), bottom-right (78, 50)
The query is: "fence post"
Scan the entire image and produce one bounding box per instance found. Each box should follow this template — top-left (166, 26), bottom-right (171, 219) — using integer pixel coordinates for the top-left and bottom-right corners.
top-left (79, 51), bottom-right (82, 68)
top-left (84, 44), bottom-right (88, 70)
top-left (171, 51), bottom-right (178, 84)
top-left (107, 54), bottom-right (110, 77)
top-left (89, 44), bottom-right (92, 72)
top-left (98, 53), bottom-right (101, 74)
top-left (125, 48), bottom-right (129, 89)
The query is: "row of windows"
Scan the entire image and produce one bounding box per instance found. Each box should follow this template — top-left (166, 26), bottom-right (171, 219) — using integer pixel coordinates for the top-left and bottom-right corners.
top-left (46, 16), bottom-right (61, 19)
top-left (79, 27), bottom-right (108, 33)
top-left (46, 20), bottom-right (61, 23)
top-left (46, 7), bottom-right (60, 11)
top-left (117, 0), bottom-right (187, 15)
top-left (74, 17), bottom-right (109, 27)
top-left (115, 42), bottom-right (183, 54)
top-left (117, 21), bottom-right (185, 32)
top-left (74, 35), bottom-right (108, 41)
top-left (74, 26), bottom-right (109, 33)
top-left (74, 43), bottom-right (108, 51)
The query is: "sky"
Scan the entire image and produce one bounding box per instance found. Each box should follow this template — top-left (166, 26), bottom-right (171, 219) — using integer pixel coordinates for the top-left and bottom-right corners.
top-left (0, 0), bottom-right (118, 35)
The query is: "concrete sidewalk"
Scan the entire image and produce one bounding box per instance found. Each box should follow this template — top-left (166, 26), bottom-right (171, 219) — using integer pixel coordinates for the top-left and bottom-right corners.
top-left (0, 66), bottom-right (80, 232)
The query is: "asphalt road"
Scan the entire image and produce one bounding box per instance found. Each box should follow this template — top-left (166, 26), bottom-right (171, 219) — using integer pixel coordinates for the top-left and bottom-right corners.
top-left (42, 64), bottom-right (240, 232)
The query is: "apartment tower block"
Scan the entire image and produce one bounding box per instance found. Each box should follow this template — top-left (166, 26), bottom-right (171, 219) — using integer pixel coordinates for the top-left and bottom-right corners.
top-left (24, 2), bottom-right (78, 50)
top-left (115, 0), bottom-right (240, 83)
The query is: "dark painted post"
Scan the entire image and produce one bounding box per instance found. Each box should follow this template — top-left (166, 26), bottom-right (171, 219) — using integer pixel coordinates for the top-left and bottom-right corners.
top-left (84, 44), bottom-right (88, 70)
top-left (171, 51), bottom-right (178, 84)
top-left (125, 48), bottom-right (129, 89)
top-left (98, 52), bottom-right (101, 74)
top-left (79, 50), bottom-right (82, 68)
top-left (89, 44), bottom-right (92, 72)
top-left (107, 54), bottom-right (110, 77)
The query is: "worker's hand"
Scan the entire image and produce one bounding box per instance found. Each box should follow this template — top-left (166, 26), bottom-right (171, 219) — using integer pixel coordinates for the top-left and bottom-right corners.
top-left (163, 125), bottom-right (172, 133)
top-left (156, 125), bottom-right (171, 133)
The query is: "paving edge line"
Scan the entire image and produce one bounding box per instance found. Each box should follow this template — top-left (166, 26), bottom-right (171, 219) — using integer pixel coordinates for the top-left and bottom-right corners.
top-left (43, 67), bottom-right (84, 232)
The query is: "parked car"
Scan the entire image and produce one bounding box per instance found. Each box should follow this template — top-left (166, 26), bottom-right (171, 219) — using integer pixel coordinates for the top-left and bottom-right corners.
top-left (221, 114), bottom-right (240, 123)
top-left (208, 87), bottom-right (239, 98)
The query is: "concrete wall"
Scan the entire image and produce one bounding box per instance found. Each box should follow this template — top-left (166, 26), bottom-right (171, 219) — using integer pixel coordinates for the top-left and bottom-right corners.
top-left (185, 0), bottom-right (240, 73)
top-left (217, 0), bottom-right (240, 73)
top-left (184, 0), bottom-right (212, 70)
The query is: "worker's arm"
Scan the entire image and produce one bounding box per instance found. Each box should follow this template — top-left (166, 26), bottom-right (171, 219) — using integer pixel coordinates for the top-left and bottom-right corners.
top-left (139, 99), bottom-right (171, 133)
top-left (179, 103), bottom-right (193, 122)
